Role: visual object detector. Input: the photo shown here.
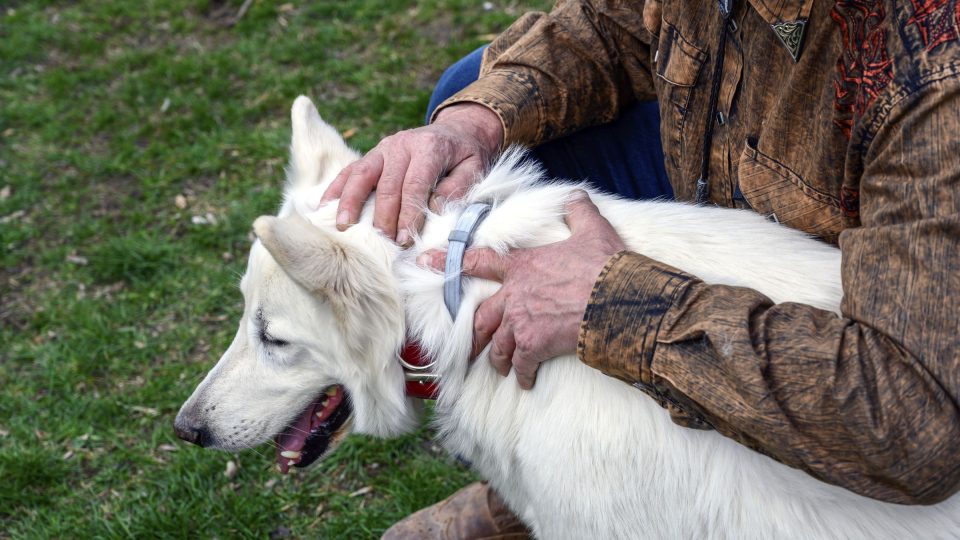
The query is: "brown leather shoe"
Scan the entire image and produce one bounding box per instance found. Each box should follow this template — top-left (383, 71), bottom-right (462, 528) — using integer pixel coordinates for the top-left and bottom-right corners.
top-left (381, 481), bottom-right (532, 540)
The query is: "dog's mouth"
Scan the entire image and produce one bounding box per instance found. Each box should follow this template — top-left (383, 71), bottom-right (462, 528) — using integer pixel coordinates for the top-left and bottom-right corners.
top-left (274, 384), bottom-right (352, 473)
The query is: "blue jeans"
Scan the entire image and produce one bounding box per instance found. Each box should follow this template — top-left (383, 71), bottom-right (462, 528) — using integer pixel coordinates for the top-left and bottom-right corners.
top-left (426, 47), bottom-right (673, 200)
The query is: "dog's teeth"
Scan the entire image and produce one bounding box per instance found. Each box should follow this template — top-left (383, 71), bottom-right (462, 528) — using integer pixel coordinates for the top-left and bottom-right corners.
top-left (280, 450), bottom-right (301, 459)
top-left (326, 387), bottom-right (338, 397)
top-left (315, 411), bottom-right (324, 418)
top-left (287, 459), bottom-right (296, 466)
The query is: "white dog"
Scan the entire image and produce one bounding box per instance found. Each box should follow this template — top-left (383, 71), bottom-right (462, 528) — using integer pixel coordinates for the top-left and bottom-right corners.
top-left (175, 96), bottom-right (960, 539)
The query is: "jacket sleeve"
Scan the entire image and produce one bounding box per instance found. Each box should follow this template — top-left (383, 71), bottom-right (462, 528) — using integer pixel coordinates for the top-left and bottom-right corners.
top-left (430, 0), bottom-right (658, 147)
top-left (578, 79), bottom-right (960, 505)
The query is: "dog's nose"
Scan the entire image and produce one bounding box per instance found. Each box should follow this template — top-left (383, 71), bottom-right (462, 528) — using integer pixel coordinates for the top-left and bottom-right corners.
top-left (174, 424), bottom-right (207, 446)
top-left (173, 415), bottom-right (210, 447)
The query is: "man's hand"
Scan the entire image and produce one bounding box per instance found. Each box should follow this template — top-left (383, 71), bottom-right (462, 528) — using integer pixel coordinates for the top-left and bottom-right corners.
top-left (420, 191), bottom-right (626, 389)
top-left (321, 103), bottom-right (503, 246)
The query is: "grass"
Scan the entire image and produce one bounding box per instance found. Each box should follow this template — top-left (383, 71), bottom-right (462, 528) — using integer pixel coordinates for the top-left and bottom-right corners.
top-left (0, 1), bottom-right (549, 537)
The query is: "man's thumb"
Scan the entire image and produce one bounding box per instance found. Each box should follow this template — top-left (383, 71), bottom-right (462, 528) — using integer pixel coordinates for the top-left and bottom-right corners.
top-left (461, 248), bottom-right (507, 282)
top-left (563, 189), bottom-right (605, 232)
top-left (417, 247), bottom-right (507, 282)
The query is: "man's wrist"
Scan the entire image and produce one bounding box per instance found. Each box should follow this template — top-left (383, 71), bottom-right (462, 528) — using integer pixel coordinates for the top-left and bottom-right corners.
top-left (433, 102), bottom-right (505, 154)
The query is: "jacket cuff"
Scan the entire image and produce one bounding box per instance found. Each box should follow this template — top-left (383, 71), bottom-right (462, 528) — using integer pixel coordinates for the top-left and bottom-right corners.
top-left (577, 251), bottom-right (696, 385)
top-left (429, 69), bottom-right (545, 148)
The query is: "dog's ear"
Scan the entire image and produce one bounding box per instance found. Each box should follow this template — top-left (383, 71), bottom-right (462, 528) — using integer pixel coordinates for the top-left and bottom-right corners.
top-left (253, 213), bottom-right (403, 356)
top-left (288, 96), bottom-right (353, 190)
top-left (252, 213), bottom-right (375, 302)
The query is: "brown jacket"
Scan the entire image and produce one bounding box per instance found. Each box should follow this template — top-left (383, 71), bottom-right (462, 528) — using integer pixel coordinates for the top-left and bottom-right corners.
top-left (433, 0), bottom-right (960, 504)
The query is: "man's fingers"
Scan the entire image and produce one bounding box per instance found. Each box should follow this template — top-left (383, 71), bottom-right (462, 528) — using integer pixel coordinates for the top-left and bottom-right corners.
top-left (396, 157), bottom-right (446, 246)
top-left (372, 152), bottom-right (412, 240)
top-left (512, 346), bottom-right (540, 390)
top-left (335, 151), bottom-right (384, 231)
top-left (488, 326), bottom-right (515, 377)
top-left (471, 290), bottom-right (505, 359)
top-left (514, 364), bottom-right (538, 390)
top-left (428, 161), bottom-right (481, 213)
top-left (321, 166), bottom-right (351, 203)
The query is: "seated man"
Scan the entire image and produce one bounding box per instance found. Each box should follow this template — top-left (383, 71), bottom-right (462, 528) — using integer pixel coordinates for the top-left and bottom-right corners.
top-left (321, 2), bottom-right (960, 538)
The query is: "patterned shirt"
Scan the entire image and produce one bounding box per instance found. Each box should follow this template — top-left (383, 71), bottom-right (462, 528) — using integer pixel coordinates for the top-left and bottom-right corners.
top-left (433, 0), bottom-right (960, 504)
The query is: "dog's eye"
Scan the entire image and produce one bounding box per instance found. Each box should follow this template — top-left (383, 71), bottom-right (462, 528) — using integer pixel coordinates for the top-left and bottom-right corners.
top-left (259, 329), bottom-right (289, 348)
top-left (255, 308), bottom-right (289, 348)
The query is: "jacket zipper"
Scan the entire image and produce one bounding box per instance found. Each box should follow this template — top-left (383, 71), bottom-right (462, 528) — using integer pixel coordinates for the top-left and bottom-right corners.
top-left (696, 0), bottom-right (736, 205)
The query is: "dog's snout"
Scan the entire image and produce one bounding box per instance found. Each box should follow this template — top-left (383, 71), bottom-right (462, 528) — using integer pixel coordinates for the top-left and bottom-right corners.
top-left (173, 413), bottom-right (211, 447)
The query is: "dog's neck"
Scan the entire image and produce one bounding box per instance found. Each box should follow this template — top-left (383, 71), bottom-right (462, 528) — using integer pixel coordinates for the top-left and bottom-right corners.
top-left (398, 201), bottom-right (493, 400)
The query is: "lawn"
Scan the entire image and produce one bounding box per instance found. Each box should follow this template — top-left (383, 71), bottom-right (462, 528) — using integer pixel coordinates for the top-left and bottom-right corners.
top-left (0, 1), bottom-right (548, 537)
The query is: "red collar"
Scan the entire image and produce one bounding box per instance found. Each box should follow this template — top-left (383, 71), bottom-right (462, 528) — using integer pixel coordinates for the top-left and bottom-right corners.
top-left (400, 341), bottom-right (439, 400)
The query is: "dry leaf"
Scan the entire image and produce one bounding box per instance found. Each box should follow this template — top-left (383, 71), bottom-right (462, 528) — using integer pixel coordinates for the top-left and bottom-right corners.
top-left (129, 405), bottom-right (159, 417)
top-left (342, 127), bottom-right (358, 139)
top-left (191, 212), bottom-right (218, 226)
top-left (174, 194), bottom-right (187, 209)
top-left (0, 209), bottom-right (25, 224)
top-left (0, 185), bottom-right (10, 200)
top-left (349, 486), bottom-right (372, 497)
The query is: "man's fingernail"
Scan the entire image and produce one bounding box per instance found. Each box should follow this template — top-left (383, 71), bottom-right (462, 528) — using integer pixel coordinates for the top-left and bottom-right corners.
top-left (397, 230), bottom-right (410, 246)
top-left (336, 210), bottom-right (349, 227)
top-left (429, 195), bottom-right (447, 212)
top-left (570, 190), bottom-right (589, 202)
top-left (416, 250), bottom-right (447, 269)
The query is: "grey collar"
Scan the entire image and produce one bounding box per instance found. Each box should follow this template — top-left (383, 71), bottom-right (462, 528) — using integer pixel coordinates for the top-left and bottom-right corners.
top-left (443, 202), bottom-right (492, 319)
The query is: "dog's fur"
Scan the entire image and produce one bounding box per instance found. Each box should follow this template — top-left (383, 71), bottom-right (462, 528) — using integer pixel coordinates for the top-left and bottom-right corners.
top-left (177, 97), bottom-right (960, 539)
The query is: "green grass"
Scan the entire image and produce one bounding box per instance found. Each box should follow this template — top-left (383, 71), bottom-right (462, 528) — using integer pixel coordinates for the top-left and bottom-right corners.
top-left (0, 1), bottom-right (549, 537)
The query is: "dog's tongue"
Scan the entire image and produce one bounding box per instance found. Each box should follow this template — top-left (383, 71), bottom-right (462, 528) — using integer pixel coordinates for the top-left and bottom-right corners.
top-left (275, 406), bottom-right (314, 474)
top-left (274, 386), bottom-right (343, 473)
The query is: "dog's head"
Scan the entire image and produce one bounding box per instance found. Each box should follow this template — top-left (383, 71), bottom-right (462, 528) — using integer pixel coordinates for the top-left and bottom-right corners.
top-left (174, 96), bottom-right (419, 472)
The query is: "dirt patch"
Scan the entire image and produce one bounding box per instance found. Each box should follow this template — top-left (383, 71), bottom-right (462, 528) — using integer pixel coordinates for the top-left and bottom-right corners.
top-left (202, 0), bottom-right (245, 27)
top-left (0, 270), bottom-right (59, 331)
